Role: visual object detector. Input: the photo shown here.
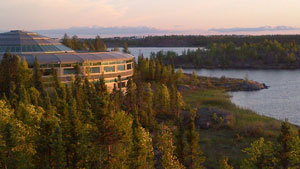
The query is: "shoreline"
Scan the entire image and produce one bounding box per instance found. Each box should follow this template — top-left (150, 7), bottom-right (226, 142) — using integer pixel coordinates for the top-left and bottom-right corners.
top-left (181, 73), bottom-right (268, 92)
top-left (176, 65), bottom-right (300, 70)
top-left (181, 87), bottom-right (299, 168)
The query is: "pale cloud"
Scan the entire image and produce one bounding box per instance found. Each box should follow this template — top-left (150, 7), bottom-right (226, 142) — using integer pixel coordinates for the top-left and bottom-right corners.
top-left (0, 0), bottom-right (128, 30)
top-left (0, 0), bottom-right (300, 33)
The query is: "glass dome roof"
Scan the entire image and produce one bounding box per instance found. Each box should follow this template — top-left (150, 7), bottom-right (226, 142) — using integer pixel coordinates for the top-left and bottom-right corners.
top-left (0, 30), bottom-right (74, 54)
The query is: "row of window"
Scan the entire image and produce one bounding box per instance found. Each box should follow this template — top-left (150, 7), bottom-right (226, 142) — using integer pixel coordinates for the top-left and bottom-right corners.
top-left (39, 60), bottom-right (132, 68)
top-left (42, 63), bottom-right (132, 76)
top-left (62, 64), bottom-right (132, 75)
top-left (82, 62), bottom-right (101, 66)
top-left (102, 59), bottom-right (133, 65)
top-left (102, 61), bottom-right (126, 65)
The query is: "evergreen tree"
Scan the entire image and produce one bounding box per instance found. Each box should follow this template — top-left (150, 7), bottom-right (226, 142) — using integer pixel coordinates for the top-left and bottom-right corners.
top-left (157, 125), bottom-right (185, 169)
top-left (95, 74), bottom-right (108, 95)
top-left (130, 117), bottom-right (154, 169)
top-left (170, 84), bottom-right (184, 118)
top-left (71, 35), bottom-right (81, 50)
top-left (176, 68), bottom-right (185, 84)
top-left (184, 110), bottom-right (205, 169)
top-left (33, 57), bottom-right (44, 93)
top-left (0, 100), bottom-right (36, 169)
top-left (0, 53), bottom-right (31, 98)
top-left (123, 41), bottom-right (130, 54)
top-left (159, 84), bottom-right (171, 116)
top-left (289, 136), bottom-right (300, 167)
top-left (277, 120), bottom-right (292, 169)
top-left (93, 110), bottom-right (132, 168)
top-left (190, 71), bottom-right (200, 86)
top-left (64, 98), bottom-right (85, 168)
top-left (125, 78), bottom-right (137, 114)
top-left (142, 83), bottom-right (156, 130)
top-left (82, 41), bottom-right (89, 51)
top-left (62, 33), bottom-right (73, 48)
top-left (50, 126), bottom-right (67, 169)
top-left (72, 65), bottom-right (84, 110)
top-left (241, 137), bottom-right (276, 169)
top-left (35, 102), bottom-right (61, 168)
top-left (94, 35), bottom-right (107, 52)
top-left (176, 119), bottom-right (185, 164)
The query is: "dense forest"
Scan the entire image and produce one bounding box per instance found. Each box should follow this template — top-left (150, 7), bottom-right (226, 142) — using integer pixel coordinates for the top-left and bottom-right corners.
top-left (102, 35), bottom-right (300, 48)
top-left (156, 40), bottom-right (300, 69)
top-left (61, 34), bottom-right (129, 53)
top-left (0, 51), bottom-right (300, 168)
top-left (62, 34), bottom-right (300, 69)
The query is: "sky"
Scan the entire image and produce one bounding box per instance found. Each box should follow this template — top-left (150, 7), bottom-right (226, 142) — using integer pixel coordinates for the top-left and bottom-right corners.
top-left (1, 0), bottom-right (300, 35)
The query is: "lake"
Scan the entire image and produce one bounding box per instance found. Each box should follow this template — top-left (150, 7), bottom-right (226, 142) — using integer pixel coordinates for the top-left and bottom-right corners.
top-left (122, 47), bottom-right (300, 126)
top-left (109, 47), bottom-right (199, 58)
top-left (182, 69), bottom-right (300, 126)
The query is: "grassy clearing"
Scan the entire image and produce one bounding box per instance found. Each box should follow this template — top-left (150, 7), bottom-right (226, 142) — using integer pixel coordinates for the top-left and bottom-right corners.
top-left (182, 88), bottom-right (299, 169)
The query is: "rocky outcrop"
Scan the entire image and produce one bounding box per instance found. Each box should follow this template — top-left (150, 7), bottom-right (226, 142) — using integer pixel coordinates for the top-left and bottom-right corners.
top-left (229, 80), bottom-right (268, 91)
top-left (180, 74), bottom-right (269, 92)
top-left (182, 107), bottom-right (234, 129)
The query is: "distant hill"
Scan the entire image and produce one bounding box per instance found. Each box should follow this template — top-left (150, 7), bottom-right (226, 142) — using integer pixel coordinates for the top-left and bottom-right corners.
top-left (33, 26), bottom-right (170, 38)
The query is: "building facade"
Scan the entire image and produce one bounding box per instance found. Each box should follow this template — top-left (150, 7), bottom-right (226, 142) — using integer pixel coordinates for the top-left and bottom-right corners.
top-left (0, 30), bottom-right (134, 90)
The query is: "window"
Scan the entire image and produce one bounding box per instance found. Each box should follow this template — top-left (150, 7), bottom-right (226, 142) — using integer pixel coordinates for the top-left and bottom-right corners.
top-left (0, 46), bottom-right (4, 52)
top-left (16, 46), bottom-right (20, 52)
top-left (21, 45), bottom-right (26, 52)
top-left (104, 66), bottom-right (115, 72)
top-left (61, 64), bottom-right (72, 67)
top-left (118, 82), bottom-right (126, 88)
top-left (64, 68), bottom-right (77, 75)
top-left (117, 65), bottom-right (125, 71)
top-left (92, 62), bottom-right (101, 66)
top-left (87, 67), bottom-right (100, 74)
top-left (10, 47), bottom-right (15, 52)
top-left (40, 64), bottom-right (48, 68)
top-left (102, 61), bottom-right (126, 65)
top-left (127, 64), bottom-right (132, 70)
top-left (43, 69), bottom-right (52, 76)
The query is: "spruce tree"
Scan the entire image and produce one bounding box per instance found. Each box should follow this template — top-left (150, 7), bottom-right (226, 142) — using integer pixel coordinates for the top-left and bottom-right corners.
top-left (277, 120), bottom-right (292, 169)
top-left (241, 137), bottom-right (276, 169)
top-left (125, 78), bottom-right (137, 114)
top-left (50, 126), bottom-right (67, 169)
top-left (160, 84), bottom-right (171, 116)
top-left (123, 41), bottom-right (130, 54)
top-left (0, 100), bottom-right (36, 169)
top-left (157, 125), bottom-right (185, 169)
top-left (130, 114), bottom-right (154, 169)
top-left (94, 35), bottom-right (106, 52)
top-left (176, 119), bottom-right (185, 164)
top-left (62, 33), bottom-right (73, 48)
top-left (32, 57), bottom-right (44, 93)
top-left (143, 83), bottom-right (156, 130)
top-left (65, 98), bottom-right (85, 168)
top-left (184, 110), bottom-right (205, 169)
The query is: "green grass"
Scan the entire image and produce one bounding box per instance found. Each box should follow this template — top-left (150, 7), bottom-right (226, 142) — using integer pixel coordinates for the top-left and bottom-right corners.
top-left (182, 88), bottom-right (299, 169)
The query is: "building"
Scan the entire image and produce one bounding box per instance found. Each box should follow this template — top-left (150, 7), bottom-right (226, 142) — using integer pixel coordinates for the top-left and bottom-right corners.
top-left (0, 30), bottom-right (134, 90)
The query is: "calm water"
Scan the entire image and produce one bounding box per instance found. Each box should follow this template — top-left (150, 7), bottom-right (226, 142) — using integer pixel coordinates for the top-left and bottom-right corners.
top-left (108, 47), bottom-right (199, 58)
top-left (182, 69), bottom-right (300, 126)
top-left (114, 47), bottom-right (300, 125)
